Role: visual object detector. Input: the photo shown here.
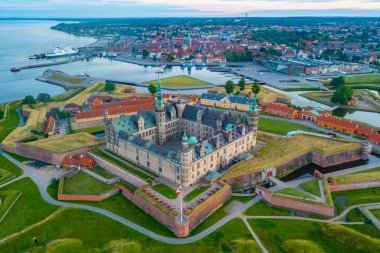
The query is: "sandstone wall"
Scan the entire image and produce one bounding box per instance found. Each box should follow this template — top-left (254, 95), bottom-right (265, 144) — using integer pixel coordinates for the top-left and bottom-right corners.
top-left (329, 181), bottom-right (380, 192)
top-left (71, 119), bottom-right (104, 130)
top-left (58, 187), bottom-right (119, 201)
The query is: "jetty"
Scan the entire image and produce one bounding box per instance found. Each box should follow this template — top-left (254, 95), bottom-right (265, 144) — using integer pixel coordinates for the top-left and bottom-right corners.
top-left (10, 56), bottom-right (90, 71)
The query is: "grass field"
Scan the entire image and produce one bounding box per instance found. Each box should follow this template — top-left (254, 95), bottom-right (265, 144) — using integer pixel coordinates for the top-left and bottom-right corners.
top-left (0, 154), bottom-right (22, 177)
top-left (345, 75), bottom-right (380, 85)
top-left (51, 73), bottom-right (85, 85)
top-left (145, 75), bottom-right (212, 87)
top-left (88, 165), bottom-right (116, 180)
top-left (0, 178), bottom-right (58, 239)
top-left (0, 191), bottom-right (21, 220)
top-left (62, 172), bottom-right (114, 195)
top-left (249, 219), bottom-right (380, 253)
top-left (244, 200), bottom-right (291, 216)
top-left (371, 209), bottom-right (380, 220)
top-left (258, 117), bottom-right (321, 135)
top-left (71, 125), bottom-right (104, 135)
top-left (222, 132), bottom-right (361, 180)
top-left (50, 88), bottom-right (85, 102)
top-left (331, 171), bottom-right (380, 185)
top-left (332, 187), bottom-right (380, 209)
top-left (274, 188), bottom-right (314, 200)
top-left (301, 179), bottom-right (321, 197)
top-left (25, 133), bottom-right (103, 153)
top-left (151, 183), bottom-right (177, 199)
top-left (207, 84), bottom-right (291, 104)
top-left (4, 151), bottom-right (33, 162)
top-left (0, 102), bottom-right (20, 143)
top-left (184, 185), bottom-right (210, 202)
top-left (346, 208), bottom-right (367, 222)
top-left (0, 169), bottom-right (14, 185)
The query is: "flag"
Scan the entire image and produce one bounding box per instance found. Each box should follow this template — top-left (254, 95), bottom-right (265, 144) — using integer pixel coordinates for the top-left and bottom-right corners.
top-left (176, 186), bottom-right (182, 195)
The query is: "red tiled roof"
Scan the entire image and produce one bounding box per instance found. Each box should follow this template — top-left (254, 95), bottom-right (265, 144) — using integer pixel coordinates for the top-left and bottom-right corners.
top-left (265, 103), bottom-right (298, 115)
top-left (357, 126), bottom-right (374, 137)
top-left (369, 132), bottom-right (380, 144)
top-left (92, 95), bottom-right (111, 101)
top-left (61, 156), bottom-right (78, 167)
top-left (44, 116), bottom-right (55, 134)
top-left (90, 97), bottom-right (154, 110)
top-left (317, 116), bottom-right (358, 129)
top-left (76, 103), bottom-right (155, 120)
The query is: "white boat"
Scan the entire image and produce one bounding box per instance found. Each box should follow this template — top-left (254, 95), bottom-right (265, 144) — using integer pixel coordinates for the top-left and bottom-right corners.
top-left (45, 46), bottom-right (78, 58)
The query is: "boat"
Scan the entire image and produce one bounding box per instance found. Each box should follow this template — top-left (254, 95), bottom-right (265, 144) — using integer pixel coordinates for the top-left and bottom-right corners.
top-left (45, 46), bottom-right (78, 58)
top-left (10, 67), bottom-right (20, 72)
top-left (29, 53), bottom-right (46, 60)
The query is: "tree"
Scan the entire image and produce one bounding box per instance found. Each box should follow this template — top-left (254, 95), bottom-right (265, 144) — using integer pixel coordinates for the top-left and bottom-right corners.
top-left (22, 95), bottom-right (36, 105)
top-left (331, 84), bottom-right (353, 105)
top-left (142, 49), bottom-right (149, 59)
top-left (105, 81), bottom-right (116, 92)
top-left (0, 109), bottom-right (4, 120)
top-left (148, 84), bottom-right (157, 96)
top-left (37, 93), bottom-right (51, 104)
top-left (330, 76), bottom-right (345, 87)
top-left (252, 82), bottom-right (261, 95)
top-left (166, 54), bottom-right (174, 62)
top-left (224, 80), bottom-right (234, 94)
top-left (238, 78), bottom-right (246, 91)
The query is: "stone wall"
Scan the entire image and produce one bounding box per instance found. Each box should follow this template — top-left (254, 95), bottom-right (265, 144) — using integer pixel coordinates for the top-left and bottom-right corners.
top-left (88, 152), bottom-right (147, 188)
top-left (82, 167), bottom-right (119, 184)
top-left (71, 119), bottom-right (104, 130)
top-left (256, 186), bottom-right (335, 217)
top-left (329, 181), bottom-right (380, 192)
top-left (58, 187), bottom-right (119, 201)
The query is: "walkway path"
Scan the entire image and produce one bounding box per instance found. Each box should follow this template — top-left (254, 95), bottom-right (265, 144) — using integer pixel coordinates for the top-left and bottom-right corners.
top-left (242, 218), bottom-right (269, 253)
top-left (0, 103), bottom-right (9, 123)
top-left (16, 108), bottom-right (25, 127)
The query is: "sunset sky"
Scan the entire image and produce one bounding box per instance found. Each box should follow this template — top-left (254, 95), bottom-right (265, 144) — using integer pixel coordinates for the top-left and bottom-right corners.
top-left (1, 0), bottom-right (380, 18)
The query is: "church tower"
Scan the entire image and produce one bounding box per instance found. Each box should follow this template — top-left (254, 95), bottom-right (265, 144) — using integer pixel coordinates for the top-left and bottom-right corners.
top-left (180, 132), bottom-right (193, 186)
top-left (155, 68), bottom-right (167, 145)
top-left (187, 31), bottom-right (192, 51)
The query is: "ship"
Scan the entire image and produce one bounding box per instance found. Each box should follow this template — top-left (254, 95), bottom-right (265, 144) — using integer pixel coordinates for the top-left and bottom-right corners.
top-left (45, 46), bottom-right (78, 58)
top-left (29, 53), bottom-right (46, 59)
top-left (10, 66), bottom-right (20, 72)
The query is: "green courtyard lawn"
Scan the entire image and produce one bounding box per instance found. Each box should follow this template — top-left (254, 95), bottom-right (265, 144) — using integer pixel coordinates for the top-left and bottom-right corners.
top-left (151, 183), bottom-right (177, 199)
top-left (301, 179), bottom-right (321, 197)
top-left (51, 73), bottom-right (85, 85)
top-left (0, 102), bottom-right (20, 143)
top-left (0, 205), bottom-right (255, 253)
top-left (0, 154), bottom-right (22, 177)
top-left (88, 165), bottom-right (116, 180)
top-left (184, 185), bottom-right (210, 202)
top-left (62, 172), bottom-right (114, 195)
top-left (144, 75), bottom-right (212, 87)
top-left (274, 188), bottom-right (314, 200)
top-left (244, 200), bottom-right (291, 216)
top-left (92, 149), bottom-right (156, 182)
top-left (0, 169), bottom-right (14, 185)
top-left (332, 187), bottom-right (380, 210)
top-left (249, 219), bottom-right (380, 253)
top-left (0, 178), bottom-right (58, 239)
top-left (258, 117), bottom-right (322, 135)
top-left (71, 125), bottom-right (105, 135)
top-left (25, 132), bottom-right (103, 154)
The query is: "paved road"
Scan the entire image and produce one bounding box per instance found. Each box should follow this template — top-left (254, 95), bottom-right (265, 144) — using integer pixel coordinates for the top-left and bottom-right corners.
top-left (16, 108), bottom-right (25, 127)
top-left (0, 150), bottom-right (261, 244)
top-left (0, 103), bottom-right (9, 123)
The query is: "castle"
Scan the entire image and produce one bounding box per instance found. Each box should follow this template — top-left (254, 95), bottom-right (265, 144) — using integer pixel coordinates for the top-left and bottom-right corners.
top-left (104, 74), bottom-right (259, 187)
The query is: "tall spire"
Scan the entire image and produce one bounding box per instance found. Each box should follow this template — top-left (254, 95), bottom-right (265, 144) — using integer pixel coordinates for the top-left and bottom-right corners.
top-left (155, 67), bottom-right (164, 107)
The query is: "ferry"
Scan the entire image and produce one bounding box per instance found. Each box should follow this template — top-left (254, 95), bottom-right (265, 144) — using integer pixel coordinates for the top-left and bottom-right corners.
top-left (45, 47), bottom-right (78, 58)
top-left (29, 53), bottom-right (46, 59)
top-left (10, 67), bottom-right (20, 72)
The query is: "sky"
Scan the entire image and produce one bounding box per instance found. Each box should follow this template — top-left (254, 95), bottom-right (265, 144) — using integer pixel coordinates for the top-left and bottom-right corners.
top-left (1, 0), bottom-right (380, 18)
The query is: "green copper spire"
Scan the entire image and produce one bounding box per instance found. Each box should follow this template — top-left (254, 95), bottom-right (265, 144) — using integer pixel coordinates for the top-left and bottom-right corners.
top-left (249, 96), bottom-right (259, 112)
top-left (187, 31), bottom-right (191, 44)
top-left (182, 132), bottom-right (188, 142)
top-left (155, 70), bottom-right (164, 107)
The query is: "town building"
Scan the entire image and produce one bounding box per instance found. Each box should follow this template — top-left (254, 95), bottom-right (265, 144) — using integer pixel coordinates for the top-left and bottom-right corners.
top-left (44, 116), bottom-right (56, 136)
top-left (104, 75), bottom-right (259, 187)
top-left (316, 116), bottom-right (359, 134)
top-left (200, 93), bottom-right (256, 111)
top-left (262, 103), bottom-right (298, 119)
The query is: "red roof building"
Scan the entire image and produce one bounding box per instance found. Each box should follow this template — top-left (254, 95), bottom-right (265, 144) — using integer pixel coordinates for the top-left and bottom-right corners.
top-left (369, 132), bottom-right (380, 145)
top-left (347, 98), bottom-right (358, 107)
top-left (44, 116), bottom-right (56, 136)
top-left (90, 97), bottom-right (154, 110)
top-left (316, 116), bottom-right (359, 134)
top-left (263, 103), bottom-right (298, 119)
top-left (61, 156), bottom-right (79, 168)
top-left (357, 126), bottom-right (374, 138)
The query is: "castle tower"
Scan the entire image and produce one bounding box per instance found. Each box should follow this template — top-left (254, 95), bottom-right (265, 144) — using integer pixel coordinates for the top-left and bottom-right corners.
top-left (187, 31), bottom-right (192, 51)
top-left (247, 96), bottom-right (259, 132)
top-left (180, 132), bottom-right (194, 186)
top-left (155, 68), bottom-right (167, 145)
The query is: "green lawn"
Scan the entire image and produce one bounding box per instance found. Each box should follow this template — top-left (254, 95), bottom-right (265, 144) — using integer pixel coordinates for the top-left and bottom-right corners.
top-left (0, 169), bottom-right (14, 185)
top-left (0, 102), bottom-right (20, 143)
top-left (274, 188), bottom-right (314, 200)
top-left (249, 219), bottom-right (380, 253)
top-left (0, 206), bottom-right (254, 253)
top-left (88, 165), bottom-right (116, 179)
top-left (346, 208), bottom-right (367, 222)
top-left (371, 209), bottom-right (380, 220)
top-left (51, 73), bottom-right (85, 85)
top-left (62, 172), bottom-right (114, 195)
top-left (72, 125), bottom-right (105, 135)
top-left (50, 88), bottom-right (85, 102)
top-left (301, 179), bottom-right (321, 197)
top-left (0, 154), bottom-right (22, 177)
top-left (0, 178), bottom-right (58, 239)
top-left (332, 187), bottom-right (380, 209)
top-left (92, 149), bottom-right (156, 182)
top-left (4, 151), bottom-right (33, 162)
top-left (258, 117), bottom-right (321, 135)
top-left (244, 200), bottom-right (291, 216)
top-left (0, 191), bottom-right (21, 220)
top-left (331, 171), bottom-right (380, 185)
top-left (184, 185), bottom-right (210, 202)
top-left (151, 183), bottom-right (177, 199)
top-left (345, 75), bottom-right (380, 85)
top-left (144, 75), bottom-right (212, 87)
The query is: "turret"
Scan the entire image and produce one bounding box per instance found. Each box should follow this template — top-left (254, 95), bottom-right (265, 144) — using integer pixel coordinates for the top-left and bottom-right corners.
top-left (248, 96), bottom-right (259, 131)
top-left (155, 68), bottom-right (167, 145)
top-left (181, 132), bottom-right (194, 186)
top-left (138, 115), bottom-right (144, 132)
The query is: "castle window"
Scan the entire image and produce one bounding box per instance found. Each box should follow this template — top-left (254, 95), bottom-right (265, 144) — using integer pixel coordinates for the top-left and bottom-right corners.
top-left (159, 167), bottom-right (162, 173)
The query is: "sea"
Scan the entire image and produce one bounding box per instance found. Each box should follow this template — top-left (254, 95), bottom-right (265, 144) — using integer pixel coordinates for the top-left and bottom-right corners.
top-left (0, 19), bottom-right (379, 126)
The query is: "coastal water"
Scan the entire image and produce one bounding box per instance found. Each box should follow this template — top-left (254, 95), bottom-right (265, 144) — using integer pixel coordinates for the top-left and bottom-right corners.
top-left (0, 20), bottom-right (379, 126)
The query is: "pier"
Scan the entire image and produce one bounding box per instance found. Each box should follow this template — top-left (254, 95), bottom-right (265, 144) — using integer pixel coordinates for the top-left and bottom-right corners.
top-left (11, 55), bottom-right (91, 71)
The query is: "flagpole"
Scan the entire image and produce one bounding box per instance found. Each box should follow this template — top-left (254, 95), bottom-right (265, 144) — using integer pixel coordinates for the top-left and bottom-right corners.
top-left (180, 185), bottom-right (183, 223)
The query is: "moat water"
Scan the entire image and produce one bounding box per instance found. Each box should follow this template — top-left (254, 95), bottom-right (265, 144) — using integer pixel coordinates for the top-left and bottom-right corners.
top-left (1, 20), bottom-right (379, 126)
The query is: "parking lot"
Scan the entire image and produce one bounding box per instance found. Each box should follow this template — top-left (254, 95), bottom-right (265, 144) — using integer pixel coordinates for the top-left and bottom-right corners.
top-left (55, 119), bottom-right (70, 135)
